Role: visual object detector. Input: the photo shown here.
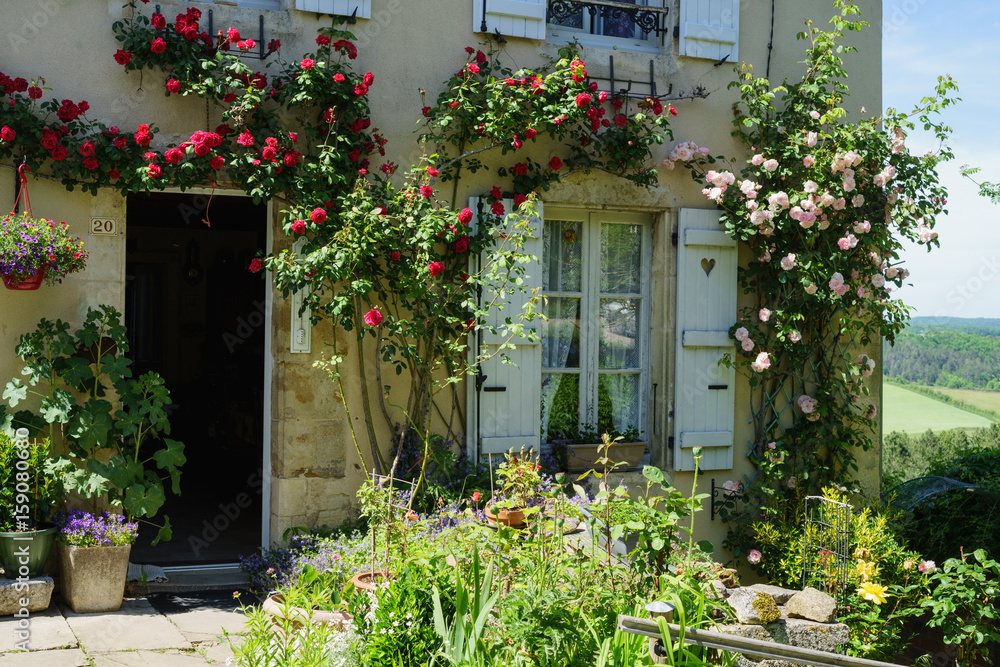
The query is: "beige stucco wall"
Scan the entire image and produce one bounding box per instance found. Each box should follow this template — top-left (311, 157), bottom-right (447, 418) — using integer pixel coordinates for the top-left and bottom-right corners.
top-left (0, 0), bottom-right (883, 555)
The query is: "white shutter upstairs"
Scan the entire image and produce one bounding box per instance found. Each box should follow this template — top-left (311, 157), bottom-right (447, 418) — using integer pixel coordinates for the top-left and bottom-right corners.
top-left (295, 0), bottom-right (372, 19)
top-left (473, 0), bottom-right (547, 40)
top-left (467, 198), bottom-right (543, 459)
top-left (678, 0), bottom-right (739, 63)
top-left (674, 208), bottom-right (737, 472)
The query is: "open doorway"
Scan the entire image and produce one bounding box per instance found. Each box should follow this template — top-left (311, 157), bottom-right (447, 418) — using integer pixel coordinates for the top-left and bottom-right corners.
top-left (125, 192), bottom-right (267, 565)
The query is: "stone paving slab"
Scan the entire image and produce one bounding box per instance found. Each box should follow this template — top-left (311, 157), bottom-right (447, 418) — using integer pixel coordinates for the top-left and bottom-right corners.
top-left (166, 606), bottom-right (246, 644)
top-left (64, 598), bottom-right (193, 653)
top-left (0, 605), bottom-right (77, 652)
top-left (90, 649), bottom-right (224, 666)
top-left (0, 648), bottom-right (90, 666)
top-left (201, 640), bottom-right (238, 664)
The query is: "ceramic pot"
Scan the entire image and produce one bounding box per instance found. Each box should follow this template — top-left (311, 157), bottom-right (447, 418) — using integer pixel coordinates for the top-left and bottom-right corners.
top-left (484, 505), bottom-right (526, 527)
top-left (0, 525), bottom-right (57, 578)
top-left (59, 544), bottom-right (131, 613)
top-left (262, 593), bottom-right (352, 632)
top-left (349, 570), bottom-right (394, 592)
top-left (1, 267), bottom-right (45, 291)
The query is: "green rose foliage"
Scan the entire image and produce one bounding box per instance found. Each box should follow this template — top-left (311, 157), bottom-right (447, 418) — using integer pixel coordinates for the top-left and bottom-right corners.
top-left (673, 0), bottom-right (959, 548)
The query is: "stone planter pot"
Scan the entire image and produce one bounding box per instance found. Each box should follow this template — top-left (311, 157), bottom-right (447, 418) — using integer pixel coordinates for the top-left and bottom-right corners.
top-left (565, 441), bottom-right (648, 471)
top-left (262, 593), bottom-right (352, 633)
top-left (59, 544), bottom-right (131, 613)
top-left (0, 525), bottom-right (58, 578)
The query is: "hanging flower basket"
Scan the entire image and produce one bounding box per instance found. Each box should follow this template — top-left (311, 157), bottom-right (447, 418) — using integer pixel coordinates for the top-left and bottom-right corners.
top-left (1, 266), bottom-right (46, 290)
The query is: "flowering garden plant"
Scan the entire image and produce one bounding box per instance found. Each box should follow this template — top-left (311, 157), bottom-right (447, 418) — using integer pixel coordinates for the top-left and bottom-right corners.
top-left (54, 509), bottom-right (138, 548)
top-left (0, 212), bottom-right (88, 284)
top-left (672, 1), bottom-right (958, 552)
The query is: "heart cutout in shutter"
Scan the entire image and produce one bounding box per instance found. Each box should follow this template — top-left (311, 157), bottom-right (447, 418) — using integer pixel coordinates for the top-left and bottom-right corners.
top-left (701, 258), bottom-right (716, 277)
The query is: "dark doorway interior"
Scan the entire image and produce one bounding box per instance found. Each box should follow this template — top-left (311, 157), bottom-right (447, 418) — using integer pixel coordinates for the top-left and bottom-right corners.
top-left (126, 192), bottom-right (266, 565)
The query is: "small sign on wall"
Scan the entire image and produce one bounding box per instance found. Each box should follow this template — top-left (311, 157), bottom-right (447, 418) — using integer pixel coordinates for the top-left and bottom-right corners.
top-left (89, 217), bottom-right (118, 236)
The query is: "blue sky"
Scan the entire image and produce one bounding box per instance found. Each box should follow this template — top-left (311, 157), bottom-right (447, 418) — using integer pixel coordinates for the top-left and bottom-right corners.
top-left (882, 1), bottom-right (1000, 319)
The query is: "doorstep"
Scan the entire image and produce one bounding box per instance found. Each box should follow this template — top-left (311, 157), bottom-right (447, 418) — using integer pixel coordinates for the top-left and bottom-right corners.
top-left (127, 563), bottom-right (248, 595)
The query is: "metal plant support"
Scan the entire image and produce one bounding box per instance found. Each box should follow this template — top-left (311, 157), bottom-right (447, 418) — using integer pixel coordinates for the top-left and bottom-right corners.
top-left (802, 495), bottom-right (851, 605)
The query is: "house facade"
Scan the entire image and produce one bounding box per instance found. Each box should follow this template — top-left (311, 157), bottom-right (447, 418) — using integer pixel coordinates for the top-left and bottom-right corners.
top-left (0, 0), bottom-right (883, 566)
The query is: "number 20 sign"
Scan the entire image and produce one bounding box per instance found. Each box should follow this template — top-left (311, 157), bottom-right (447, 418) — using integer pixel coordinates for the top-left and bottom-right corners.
top-left (89, 217), bottom-right (117, 236)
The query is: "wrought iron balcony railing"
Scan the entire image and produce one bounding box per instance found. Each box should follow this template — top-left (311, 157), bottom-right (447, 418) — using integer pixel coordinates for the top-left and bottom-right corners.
top-left (547, 0), bottom-right (670, 37)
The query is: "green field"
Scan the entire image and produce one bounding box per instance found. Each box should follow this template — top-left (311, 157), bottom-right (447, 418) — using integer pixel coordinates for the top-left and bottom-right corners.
top-left (913, 385), bottom-right (1000, 416)
top-left (882, 383), bottom-right (994, 434)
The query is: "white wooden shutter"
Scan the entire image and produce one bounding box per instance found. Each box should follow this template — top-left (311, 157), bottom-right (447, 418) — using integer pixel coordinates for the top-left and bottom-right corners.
top-left (467, 198), bottom-right (543, 459)
top-left (295, 0), bottom-right (371, 19)
top-left (678, 0), bottom-right (739, 63)
top-left (674, 208), bottom-right (737, 471)
top-left (473, 0), bottom-right (547, 40)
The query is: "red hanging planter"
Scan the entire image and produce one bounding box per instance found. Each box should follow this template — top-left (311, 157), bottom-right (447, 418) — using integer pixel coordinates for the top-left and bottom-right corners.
top-left (2, 267), bottom-right (45, 291)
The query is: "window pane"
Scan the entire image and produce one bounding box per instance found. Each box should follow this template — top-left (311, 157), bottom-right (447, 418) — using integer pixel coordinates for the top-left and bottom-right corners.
top-left (541, 373), bottom-right (580, 440)
top-left (542, 297), bottom-right (581, 369)
top-left (600, 223), bottom-right (642, 294)
top-left (597, 373), bottom-right (642, 438)
top-left (600, 0), bottom-right (637, 38)
top-left (543, 220), bottom-right (583, 292)
top-left (599, 298), bottom-right (640, 369)
top-left (548, 5), bottom-right (584, 29)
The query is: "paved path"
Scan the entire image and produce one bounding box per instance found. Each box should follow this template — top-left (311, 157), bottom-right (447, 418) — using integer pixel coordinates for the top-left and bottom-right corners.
top-left (0, 593), bottom-right (245, 666)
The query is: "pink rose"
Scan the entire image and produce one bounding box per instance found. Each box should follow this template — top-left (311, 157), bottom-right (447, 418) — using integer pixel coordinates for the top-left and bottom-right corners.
top-left (758, 308), bottom-right (771, 322)
top-left (751, 352), bottom-right (770, 372)
top-left (747, 549), bottom-right (762, 564)
top-left (363, 308), bottom-right (383, 326)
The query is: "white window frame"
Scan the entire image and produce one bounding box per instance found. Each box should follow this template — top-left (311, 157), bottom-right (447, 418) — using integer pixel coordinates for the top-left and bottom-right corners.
top-left (540, 208), bottom-right (652, 441)
top-left (200, 0), bottom-right (282, 11)
top-left (546, 0), bottom-right (665, 55)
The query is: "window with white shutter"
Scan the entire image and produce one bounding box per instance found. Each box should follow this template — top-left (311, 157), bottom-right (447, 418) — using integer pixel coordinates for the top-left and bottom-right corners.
top-left (678, 0), bottom-right (739, 63)
top-left (467, 198), bottom-right (544, 459)
top-left (673, 208), bottom-right (737, 472)
top-left (473, 0), bottom-right (547, 40)
top-left (295, 0), bottom-right (371, 19)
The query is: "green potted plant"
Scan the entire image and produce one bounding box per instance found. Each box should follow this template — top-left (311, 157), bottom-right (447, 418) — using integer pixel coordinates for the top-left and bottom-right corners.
top-left (0, 429), bottom-right (60, 578)
top-left (0, 304), bottom-right (185, 544)
top-left (484, 448), bottom-right (544, 527)
top-left (0, 211), bottom-right (88, 290)
top-left (54, 509), bottom-right (137, 612)
top-left (549, 424), bottom-right (647, 472)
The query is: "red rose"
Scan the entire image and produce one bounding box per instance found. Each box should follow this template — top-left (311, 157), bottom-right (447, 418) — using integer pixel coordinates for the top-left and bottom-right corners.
top-left (248, 258), bottom-right (263, 273)
top-left (363, 72), bottom-right (374, 86)
top-left (215, 123), bottom-right (231, 136)
top-left (465, 46), bottom-right (475, 54)
top-left (228, 27), bottom-right (240, 42)
top-left (589, 81), bottom-right (599, 92)
top-left (310, 208), bottom-right (327, 224)
top-left (194, 143), bottom-right (210, 157)
top-left (209, 156), bottom-right (224, 169)
top-left (165, 147), bottom-right (183, 164)
top-left (576, 93), bottom-right (591, 107)
top-left (420, 185), bottom-right (433, 198)
top-left (548, 156), bottom-right (563, 171)
top-left (524, 128), bottom-right (537, 139)
top-left (472, 491), bottom-right (481, 502)
top-left (150, 38), bottom-right (167, 54)
top-left (513, 162), bottom-right (528, 176)
top-left (348, 149), bottom-right (360, 162)
top-left (261, 146), bottom-right (277, 161)
top-left (237, 130), bottom-right (254, 147)
top-left (41, 131), bottom-right (59, 150)
top-left (50, 145), bottom-right (68, 161)
top-left (114, 49), bottom-right (132, 65)
top-left (490, 186), bottom-right (502, 200)
top-left (598, 91), bottom-right (608, 103)
top-left (669, 104), bottom-right (678, 116)
top-left (513, 137), bottom-right (523, 149)
top-left (108, 169), bottom-right (121, 179)
top-left (152, 13), bottom-right (166, 29)
top-left (113, 136), bottom-right (128, 149)
top-left (457, 208), bottom-right (473, 225)
top-left (428, 261), bottom-right (445, 277)
top-left (291, 220), bottom-right (306, 234)
top-left (452, 236), bottom-right (470, 253)
top-left (82, 156), bottom-right (99, 170)
top-left (166, 79), bottom-right (181, 93)
top-left (614, 114), bottom-right (627, 128)
top-left (300, 58), bottom-right (315, 69)
top-left (476, 50), bottom-right (487, 64)
top-left (316, 35), bottom-right (330, 45)
top-left (514, 194), bottom-right (527, 208)
top-left (364, 308), bottom-right (383, 326)
top-left (491, 201), bottom-right (505, 216)
top-left (390, 251), bottom-right (401, 261)
top-left (223, 92), bottom-right (236, 103)
top-left (466, 63), bottom-right (479, 75)
top-left (283, 151), bottom-right (300, 167)
top-left (354, 83), bottom-right (368, 97)
top-left (421, 106), bottom-right (432, 118)
top-left (144, 151), bottom-right (158, 162)
top-left (333, 73), bottom-right (345, 83)
top-left (147, 164), bottom-right (162, 178)
top-left (0, 126), bottom-right (15, 142)
top-left (28, 86), bottom-right (42, 99)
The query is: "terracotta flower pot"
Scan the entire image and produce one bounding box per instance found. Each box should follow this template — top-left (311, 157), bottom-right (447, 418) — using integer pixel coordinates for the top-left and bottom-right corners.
top-left (59, 544), bottom-right (131, 613)
top-left (1, 267), bottom-right (45, 290)
top-left (484, 505), bottom-right (526, 527)
top-left (262, 593), bottom-right (352, 632)
top-left (349, 570), bottom-right (394, 592)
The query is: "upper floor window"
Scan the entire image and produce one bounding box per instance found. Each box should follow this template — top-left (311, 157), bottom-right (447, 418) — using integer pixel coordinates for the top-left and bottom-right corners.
top-left (206, 0), bottom-right (281, 10)
top-left (547, 0), bottom-right (665, 53)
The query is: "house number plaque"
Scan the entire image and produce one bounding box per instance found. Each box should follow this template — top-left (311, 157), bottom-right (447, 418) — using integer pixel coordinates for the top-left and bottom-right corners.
top-left (89, 217), bottom-right (118, 236)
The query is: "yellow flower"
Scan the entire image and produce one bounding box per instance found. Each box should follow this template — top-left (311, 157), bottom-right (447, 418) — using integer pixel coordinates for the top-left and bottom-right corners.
top-left (858, 581), bottom-right (889, 605)
top-left (903, 560), bottom-right (915, 571)
top-left (855, 560), bottom-right (875, 581)
top-left (853, 547), bottom-right (871, 560)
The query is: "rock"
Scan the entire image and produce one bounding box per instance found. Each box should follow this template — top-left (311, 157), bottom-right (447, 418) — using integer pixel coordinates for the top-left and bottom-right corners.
top-left (727, 588), bottom-right (781, 625)
top-left (711, 562), bottom-right (741, 588)
top-left (0, 576), bottom-right (53, 615)
top-left (710, 578), bottom-right (730, 600)
top-left (745, 583), bottom-right (799, 605)
top-left (785, 587), bottom-right (837, 623)
top-left (719, 616), bottom-right (850, 654)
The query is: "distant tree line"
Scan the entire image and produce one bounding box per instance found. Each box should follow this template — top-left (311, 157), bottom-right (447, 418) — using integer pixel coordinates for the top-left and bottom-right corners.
top-left (883, 325), bottom-right (1000, 390)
